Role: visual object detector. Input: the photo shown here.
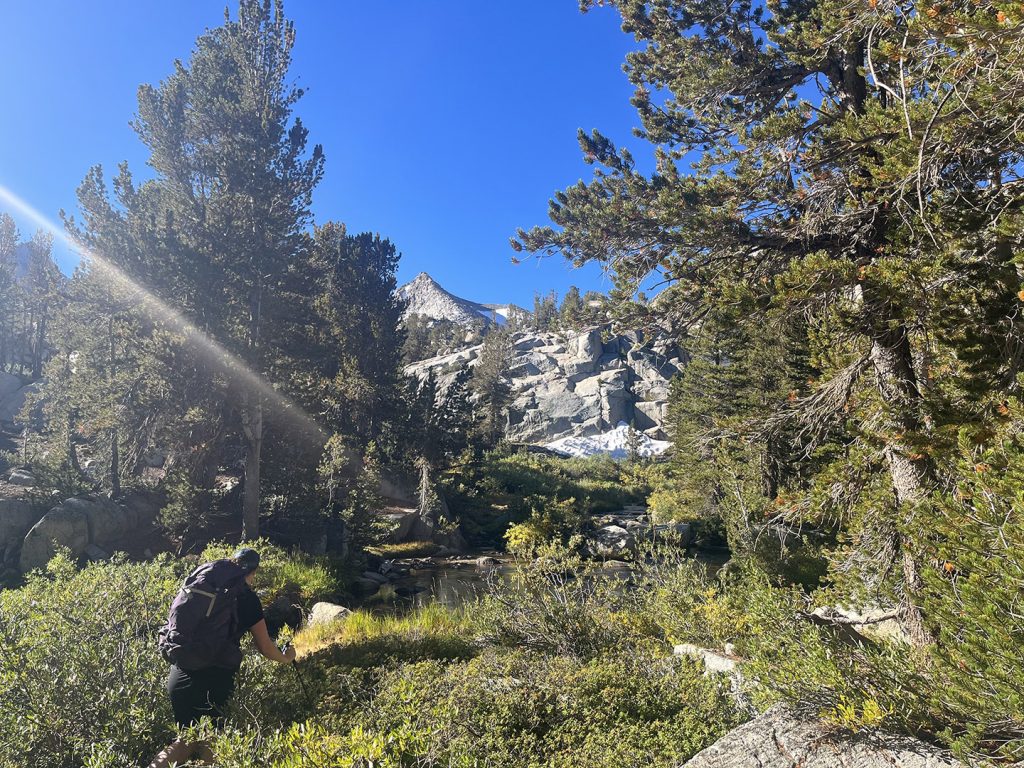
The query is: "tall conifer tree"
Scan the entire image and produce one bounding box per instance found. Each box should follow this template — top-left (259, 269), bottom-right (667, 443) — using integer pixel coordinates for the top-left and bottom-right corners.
top-left (516, 0), bottom-right (1024, 643)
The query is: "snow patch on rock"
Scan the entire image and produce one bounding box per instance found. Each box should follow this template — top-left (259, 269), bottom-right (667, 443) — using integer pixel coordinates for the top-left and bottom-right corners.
top-left (545, 421), bottom-right (671, 459)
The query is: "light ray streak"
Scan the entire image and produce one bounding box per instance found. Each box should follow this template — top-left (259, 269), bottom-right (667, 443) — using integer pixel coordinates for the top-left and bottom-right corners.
top-left (0, 183), bottom-right (325, 441)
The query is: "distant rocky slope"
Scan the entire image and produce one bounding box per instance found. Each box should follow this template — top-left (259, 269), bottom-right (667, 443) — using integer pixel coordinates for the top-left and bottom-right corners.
top-left (406, 327), bottom-right (685, 445)
top-left (397, 272), bottom-right (528, 328)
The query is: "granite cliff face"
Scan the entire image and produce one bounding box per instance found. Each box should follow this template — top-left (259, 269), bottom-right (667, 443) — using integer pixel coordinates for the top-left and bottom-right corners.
top-left (406, 326), bottom-right (685, 445)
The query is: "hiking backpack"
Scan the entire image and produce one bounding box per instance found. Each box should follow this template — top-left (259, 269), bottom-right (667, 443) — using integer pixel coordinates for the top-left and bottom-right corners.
top-left (157, 559), bottom-right (248, 670)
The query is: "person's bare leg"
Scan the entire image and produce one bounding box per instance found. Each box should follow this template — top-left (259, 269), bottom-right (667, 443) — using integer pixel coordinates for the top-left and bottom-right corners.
top-left (147, 739), bottom-right (195, 768)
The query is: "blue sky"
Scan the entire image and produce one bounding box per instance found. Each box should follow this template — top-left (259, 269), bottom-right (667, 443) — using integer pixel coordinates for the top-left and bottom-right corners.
top-left (0, 2), bottom-right (649, 308)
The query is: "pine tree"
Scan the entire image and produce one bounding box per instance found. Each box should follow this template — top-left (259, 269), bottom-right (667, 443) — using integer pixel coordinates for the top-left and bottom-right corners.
top-left (532, 291), bottom-right (558, 332)
top-left (515, 0), bottom-right (1024, 645)
top-left (306, 223), bottom-right (405, 457)
top-left (72, 0), bottom-right (324, 538)
top-left (559, 285), bottom-right (584, 330)
top-left (471, 326), bottom-right (514, 447)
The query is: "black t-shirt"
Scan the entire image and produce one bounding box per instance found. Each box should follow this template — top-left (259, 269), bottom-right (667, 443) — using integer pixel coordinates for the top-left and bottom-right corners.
top-left (232, 586), bottom-right (264, 645)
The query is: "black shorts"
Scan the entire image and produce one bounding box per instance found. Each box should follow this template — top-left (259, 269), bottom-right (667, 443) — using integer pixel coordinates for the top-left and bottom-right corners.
top-left (166, 664), bottom-right (236, 729)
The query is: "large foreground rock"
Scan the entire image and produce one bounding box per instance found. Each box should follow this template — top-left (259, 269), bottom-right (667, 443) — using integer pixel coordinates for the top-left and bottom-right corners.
top-left (20, 503), bottom-right (91, 571)
top-left (681, 705), bottom-right (965, 768)
top-left (18, 492), bottom-right (163, 572)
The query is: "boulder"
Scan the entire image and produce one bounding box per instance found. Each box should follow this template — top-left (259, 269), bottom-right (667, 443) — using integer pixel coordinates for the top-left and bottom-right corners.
top-left (20, 503), bottom-right (91, 571)
top-left (84, 543), bottom-right (110, 561)
top-left (587, 525), bottom-right (637, 558)
top-left (8, 470), bottom-right (35, 487)
top-left (0, 381), bottom-right (40, 424)
top-left (575, 329), bottom-right (603, 362)
top-left (81, 498), bottom-right (132, 546)
top-left (353, 577), bottom-right (383, 596)
top-left (654, 521), bottom-right (694, 546)
top-left (0, 372), bottom-right (21, 402)
top-left (681, 704), bottom-right (965, 768)
top-left (810, 606), bottom-right (909, 645)
top-left (265, 595), bottom-right (304, 634)
top-left (308, 601), bottom-right (352, 626)
top-left (633, 400), bottom-right (665, 432)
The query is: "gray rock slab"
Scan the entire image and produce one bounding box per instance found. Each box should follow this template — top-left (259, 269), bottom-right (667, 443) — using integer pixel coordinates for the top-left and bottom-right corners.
top-left (8, 470), bottom-right (35, 486)
top-left (0, 372), bottom-right (22, 401)
top-left (681, 704), bottom-right (965, 768)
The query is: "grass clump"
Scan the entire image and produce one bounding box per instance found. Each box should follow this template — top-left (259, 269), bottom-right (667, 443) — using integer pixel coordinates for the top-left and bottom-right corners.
top-left (366, 540), bottom-right (441, 559)
top-left (199, 539), bottom-right (342, 603)
top-left (296, 602), bottom-right (478, 668)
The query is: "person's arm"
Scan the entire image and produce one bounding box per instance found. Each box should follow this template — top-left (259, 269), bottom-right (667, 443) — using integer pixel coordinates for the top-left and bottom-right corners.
top-left (249, 619), bottom-right (296, 664)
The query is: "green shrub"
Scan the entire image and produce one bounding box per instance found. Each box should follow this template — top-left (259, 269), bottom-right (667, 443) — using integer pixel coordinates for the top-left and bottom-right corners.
top-left (474, 540), bottom-right (660, 659)
top-left (921, 433), bottom-right (1024, 761)
top-left (207, 649), bottom-right (740, 768)
top-left (634, 555), bottom-right (750, 648)
top-left (0, 552), bottom-right (182, 767)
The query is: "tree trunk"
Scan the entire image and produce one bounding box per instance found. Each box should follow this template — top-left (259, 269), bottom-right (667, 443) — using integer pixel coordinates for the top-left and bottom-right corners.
top-left (32, 308), bottom-right (46, 379)
top-left (108, 316), bottom-right (120, 498)
top-left (417, 459), bottom-right (435, 526)
top-left (241, 390), bottom-right (263, 540)
top-left (868, 320), bottom-right (934, 647)
top-left (110, 428), bottom-right (120, 498)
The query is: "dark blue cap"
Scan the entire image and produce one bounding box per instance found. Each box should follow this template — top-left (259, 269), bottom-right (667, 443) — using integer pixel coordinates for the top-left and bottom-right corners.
top-left (231, 547), bottom-right (260, 573)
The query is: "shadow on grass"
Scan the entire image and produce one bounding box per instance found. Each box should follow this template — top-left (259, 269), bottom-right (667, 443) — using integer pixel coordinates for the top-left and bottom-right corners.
top-left (306, 632), bottom-right (478, 668)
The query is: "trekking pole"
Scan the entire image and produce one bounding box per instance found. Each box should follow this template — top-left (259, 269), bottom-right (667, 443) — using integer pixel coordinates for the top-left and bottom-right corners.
top-left (282, 641), bottom-right (315, 712)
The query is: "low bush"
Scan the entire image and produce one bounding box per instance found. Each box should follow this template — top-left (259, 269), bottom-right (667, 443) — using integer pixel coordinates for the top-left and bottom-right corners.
top-left (474, 540), bottom-right (661, 659)
top-left (206, 649), bottom-right (740, 768)
top-left (0, 552), bottom-right (181, 767)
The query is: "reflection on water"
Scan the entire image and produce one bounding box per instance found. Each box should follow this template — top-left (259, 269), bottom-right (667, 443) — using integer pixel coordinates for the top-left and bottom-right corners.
top-left (404, 565), bottom-right (515, 609)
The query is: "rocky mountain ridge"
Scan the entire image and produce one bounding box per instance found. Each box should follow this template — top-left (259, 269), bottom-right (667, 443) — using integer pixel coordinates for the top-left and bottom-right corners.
top-left (397, 272), bottom-right (528, 328)
top-left (406, 326), bottom-right (685, 445)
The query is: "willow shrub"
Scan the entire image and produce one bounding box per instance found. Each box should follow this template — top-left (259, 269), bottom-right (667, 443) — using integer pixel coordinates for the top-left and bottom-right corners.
top-left (0, 552), bottom-right (180, 768)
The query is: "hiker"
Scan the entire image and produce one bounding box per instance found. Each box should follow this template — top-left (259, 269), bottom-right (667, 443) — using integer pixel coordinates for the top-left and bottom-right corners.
top-left (148, 547), bottom-right (296, 768)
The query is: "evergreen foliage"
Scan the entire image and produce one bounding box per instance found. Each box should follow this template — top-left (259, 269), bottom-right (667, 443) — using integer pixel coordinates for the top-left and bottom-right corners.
top-left (516, 0), bottom-right (1024, 646)
top-left (470, 325), bottom-right (514, 446)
